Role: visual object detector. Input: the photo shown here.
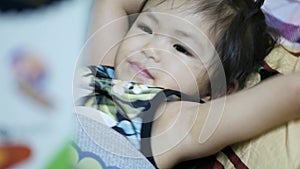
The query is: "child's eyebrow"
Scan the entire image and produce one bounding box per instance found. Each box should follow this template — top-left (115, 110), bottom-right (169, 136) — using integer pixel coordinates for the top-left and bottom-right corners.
top-left (142, 9), bottom-right (194, 38)
top-left (142, 9), bottom-right (159, 24)
top-left (174, 29), bottom-right (192, 39)
top-left (142, 8), bottom-right (202, 46)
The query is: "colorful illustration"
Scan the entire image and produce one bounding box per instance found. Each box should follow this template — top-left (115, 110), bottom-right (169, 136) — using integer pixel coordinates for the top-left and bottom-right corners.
top-left (71, 143), bottom-right (119, 169)
top-left (10, 48), bottom-right (54, 109)
top-left (0, 144), bottom-right (31, 169)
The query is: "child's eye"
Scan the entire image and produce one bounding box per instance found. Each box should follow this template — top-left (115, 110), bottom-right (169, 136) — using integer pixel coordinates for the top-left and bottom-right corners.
top-left (138, 24), bottom-right (153, 34)
top-left (173, 44), bottom-right (192, 56)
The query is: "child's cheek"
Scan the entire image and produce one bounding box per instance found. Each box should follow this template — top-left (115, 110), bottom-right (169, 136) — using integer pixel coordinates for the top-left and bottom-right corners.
top-left (121, 35), bottom-right (149, 56)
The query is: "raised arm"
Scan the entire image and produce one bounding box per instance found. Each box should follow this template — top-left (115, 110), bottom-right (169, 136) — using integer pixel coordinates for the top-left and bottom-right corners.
top-left (82, 0), bottom-right (146, 66)
top-left (151, 72), bottom-right (300, 168)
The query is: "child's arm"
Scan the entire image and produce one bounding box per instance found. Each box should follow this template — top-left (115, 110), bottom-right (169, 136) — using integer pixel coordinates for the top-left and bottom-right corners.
top-left (151, 72), bottom-right (300, 168)
top-left (82, 0), bottom-right (145, 66)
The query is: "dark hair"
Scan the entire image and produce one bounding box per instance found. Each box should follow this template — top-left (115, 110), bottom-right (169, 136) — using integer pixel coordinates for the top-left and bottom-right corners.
top-left (142, 0), bottom-right (278, 98)
top-left (201, 0), bottom-right (277, 97)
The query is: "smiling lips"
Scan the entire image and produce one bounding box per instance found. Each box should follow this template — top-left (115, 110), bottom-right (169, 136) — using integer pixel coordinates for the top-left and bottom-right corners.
top-left (129, 62), bottom-right (154, 80)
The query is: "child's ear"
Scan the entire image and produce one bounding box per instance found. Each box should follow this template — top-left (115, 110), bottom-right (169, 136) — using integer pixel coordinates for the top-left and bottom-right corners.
top-left (227, 80), bottom-right (239, 95)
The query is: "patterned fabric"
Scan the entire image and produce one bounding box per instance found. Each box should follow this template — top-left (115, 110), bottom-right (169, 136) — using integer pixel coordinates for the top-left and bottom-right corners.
top-left (73, 113), bottom-right (156, 169)
top-left (71, 142), bottom-right (120, 169)
top-left (76, 65), bottom-right (203, 167)
top-left (245, 45), bottom-right (300, 87)
top-left (262, 0), bottom-right (300, 49)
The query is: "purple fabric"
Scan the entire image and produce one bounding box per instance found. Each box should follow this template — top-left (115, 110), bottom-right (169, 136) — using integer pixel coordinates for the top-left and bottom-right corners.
top-left (264, 12), bottom-right (300, 43)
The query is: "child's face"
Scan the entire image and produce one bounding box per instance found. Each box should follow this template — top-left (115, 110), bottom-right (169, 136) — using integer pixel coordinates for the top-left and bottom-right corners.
top-left (115, 0), bottom-right (216, 97)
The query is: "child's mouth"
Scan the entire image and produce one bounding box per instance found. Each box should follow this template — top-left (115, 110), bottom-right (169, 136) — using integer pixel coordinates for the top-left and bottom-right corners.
top-left (129, 62), bottom-right (154, 80)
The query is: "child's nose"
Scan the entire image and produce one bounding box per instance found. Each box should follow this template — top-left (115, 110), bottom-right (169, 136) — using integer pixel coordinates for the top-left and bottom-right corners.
top-left (142, 37), bottom-right (169, 62)
top-left (142, 47), bottom-right (161, 62)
